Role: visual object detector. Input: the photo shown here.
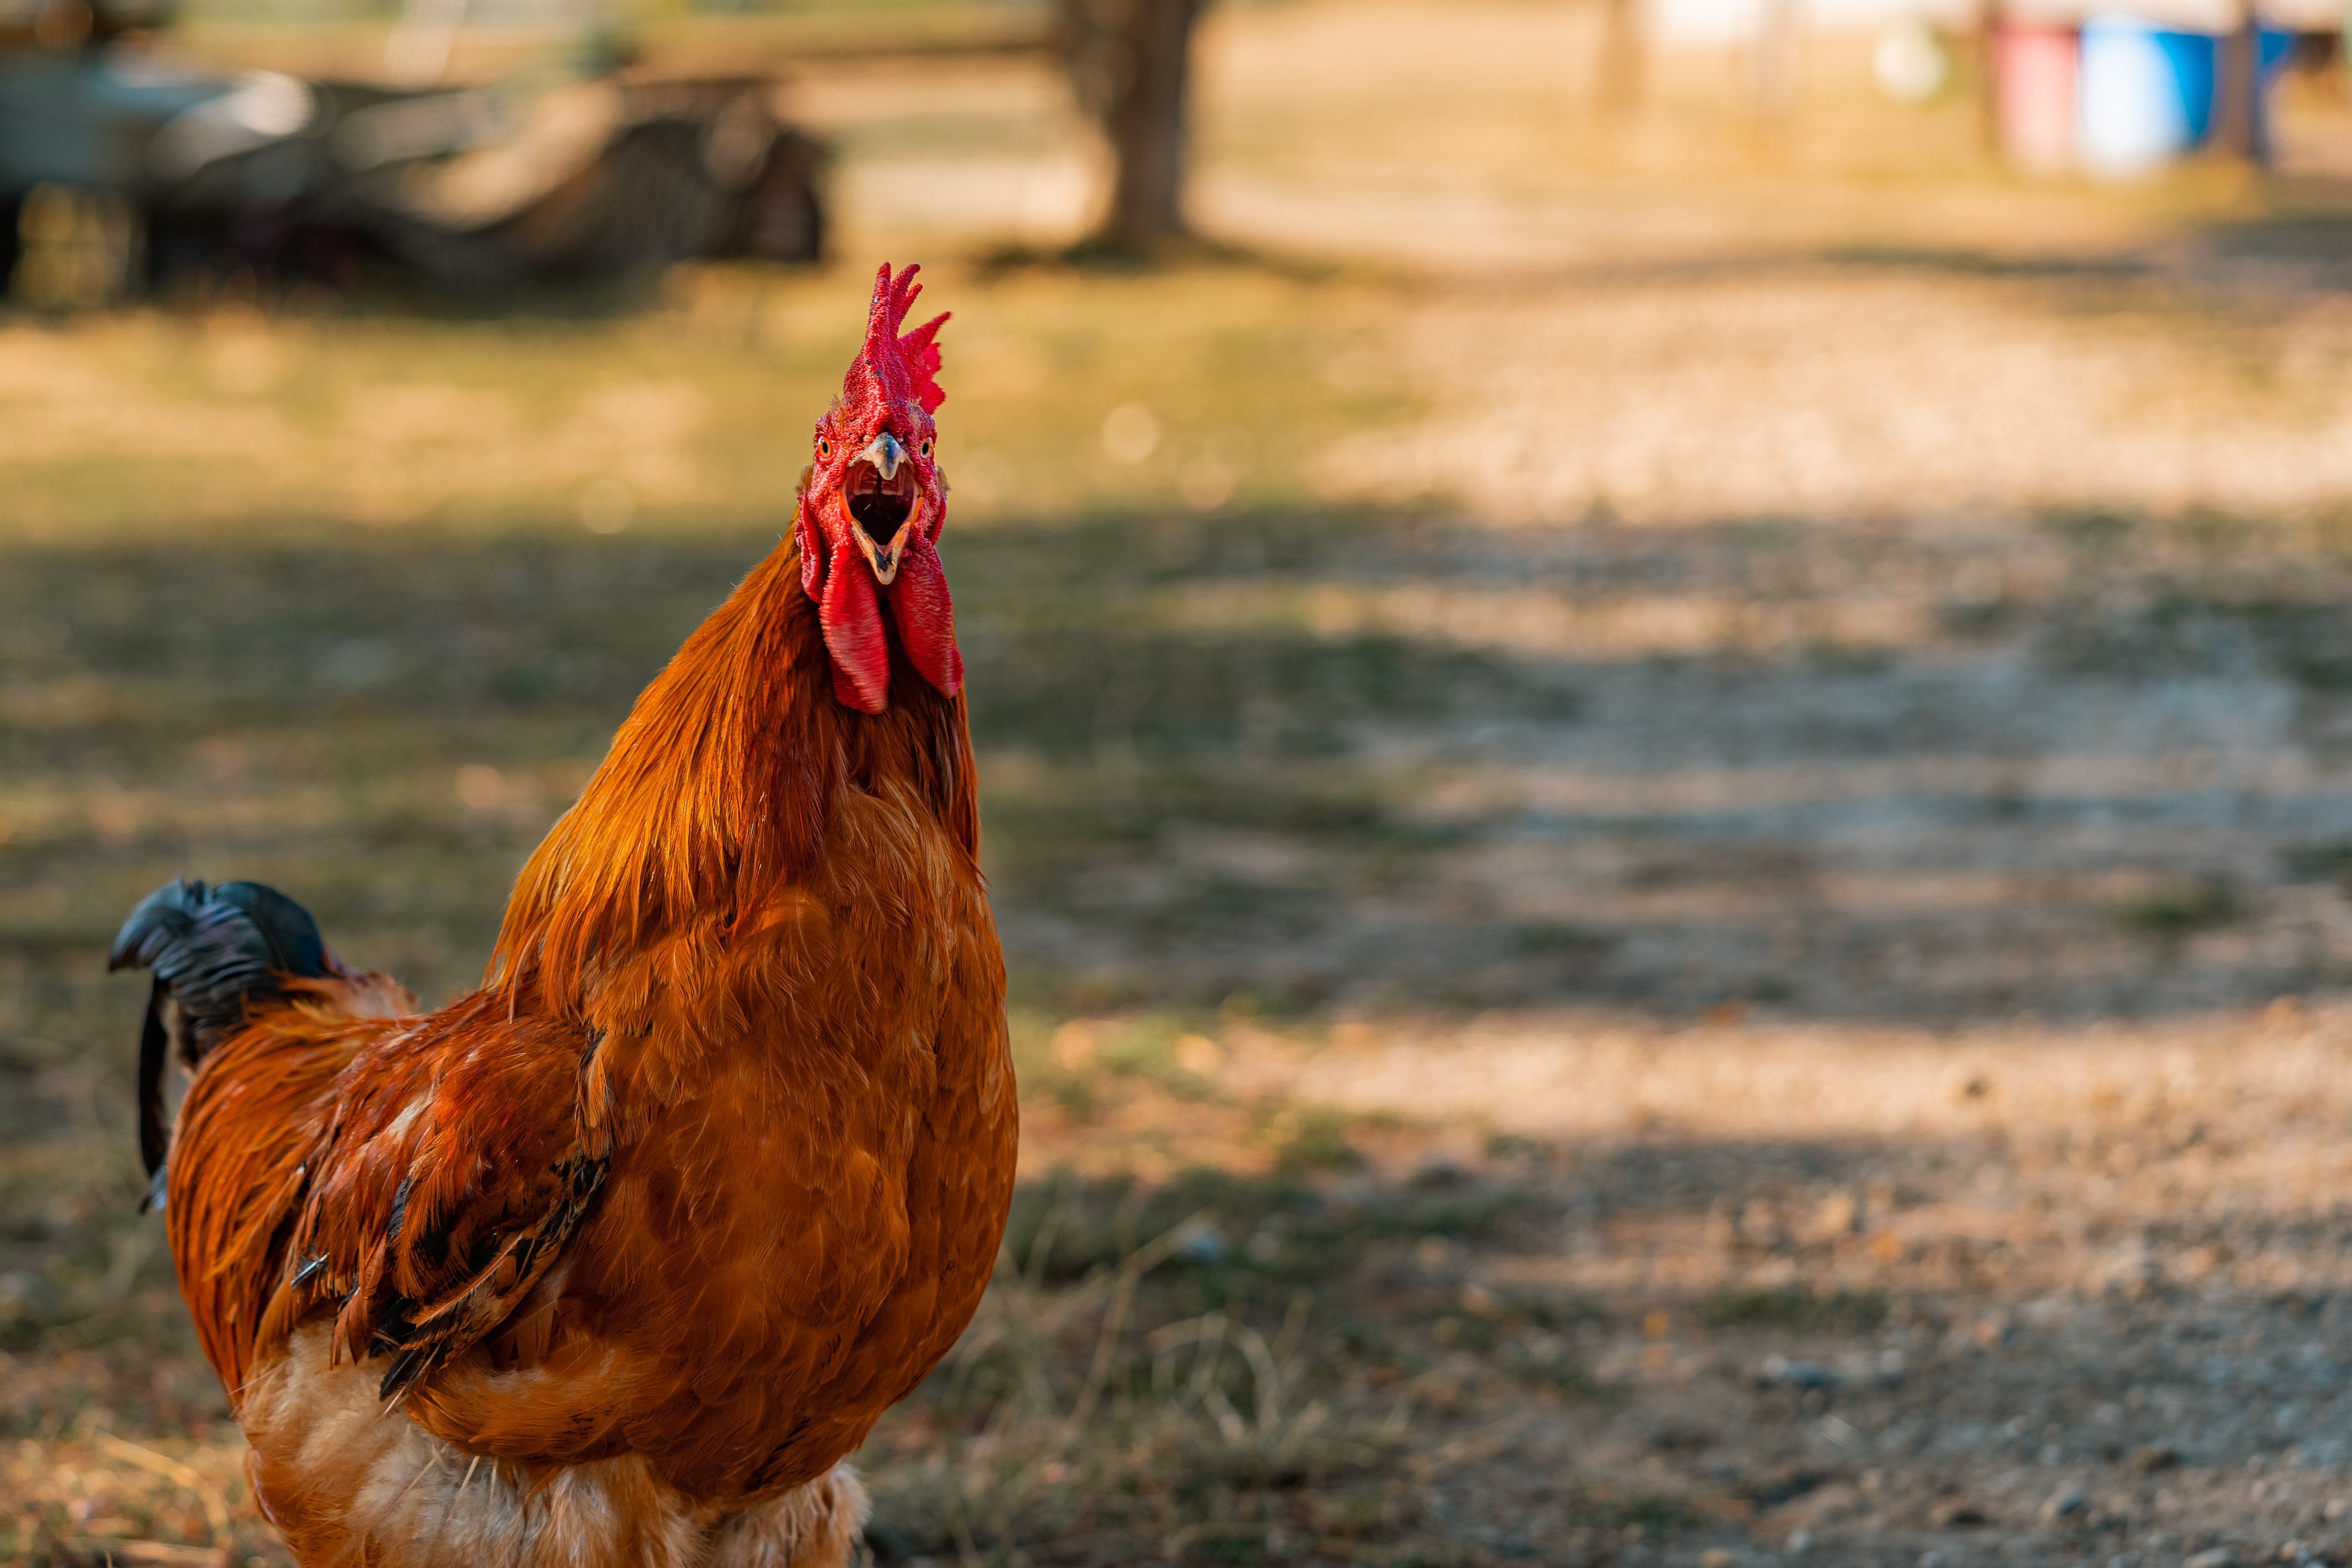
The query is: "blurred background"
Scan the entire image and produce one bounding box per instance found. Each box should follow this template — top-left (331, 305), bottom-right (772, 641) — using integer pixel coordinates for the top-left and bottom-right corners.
top-left (16, 0), bottom-right (2352, 1563)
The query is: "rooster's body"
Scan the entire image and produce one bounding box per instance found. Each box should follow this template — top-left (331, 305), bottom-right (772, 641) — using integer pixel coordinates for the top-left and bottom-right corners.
top-left (111, 265), bottom-right (1014, 1568)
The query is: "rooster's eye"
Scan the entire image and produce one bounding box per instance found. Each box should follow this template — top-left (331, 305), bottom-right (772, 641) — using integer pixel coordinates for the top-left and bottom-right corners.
top-left (818, 437), bottom-right (831, 458)
top-left (921, 438), bottom-right (933, 458)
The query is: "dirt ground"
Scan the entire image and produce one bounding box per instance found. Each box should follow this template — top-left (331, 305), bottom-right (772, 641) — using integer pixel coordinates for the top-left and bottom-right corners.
top-left (16, 2), bottom-right (2352, 1565)
top-left (1008, 1000), bottom-right (2352, 1566)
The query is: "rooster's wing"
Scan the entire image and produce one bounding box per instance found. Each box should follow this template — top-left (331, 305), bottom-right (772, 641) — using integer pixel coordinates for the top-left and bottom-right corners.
top-left (171, 988), bottom-right (608, 1411)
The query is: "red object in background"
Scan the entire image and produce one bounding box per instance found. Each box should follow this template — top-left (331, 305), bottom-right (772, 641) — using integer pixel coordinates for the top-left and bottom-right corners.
top-left (1996, 21), bottom-right (2080, 174)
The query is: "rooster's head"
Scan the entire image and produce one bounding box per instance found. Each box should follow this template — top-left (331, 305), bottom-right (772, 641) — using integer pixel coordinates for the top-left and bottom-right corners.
top-left (796, 262), bottom-right (957, 714)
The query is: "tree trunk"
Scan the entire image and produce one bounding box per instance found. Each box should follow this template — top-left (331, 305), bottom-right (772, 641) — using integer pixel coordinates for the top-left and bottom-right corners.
top-left (2209, 7), bottom-right (2266, 164)
top-left (1977, 0), bottom-right (2002, 161)
top-left (1750, 0), bottom-right (1801, 119)
top-left (1596, 0), bottom-right (1647, 117)
top-left (1060, 0), bottom-right (1206, 255)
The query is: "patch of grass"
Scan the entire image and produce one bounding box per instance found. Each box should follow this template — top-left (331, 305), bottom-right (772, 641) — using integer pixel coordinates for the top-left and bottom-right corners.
top-left (2279, 841), bottom-right (2352, 884)
top-left (1380, 1546), bottom-right (1482, 1568)
top-left (1004, 1167), bottom-right (1323, 1285)
top-left (2235, 598), bottom-right (2352, 692)
top-left (1803, 639), bottom-right (1897, 676)
top-left (1382, 1186), bottom-right (1533, 1243)
top-left (1504, 1344), bottom-right (1604, 1396)
top-left (1513, 920), bottom-right (1612, 956)
top-left (1425, 1312), bottom-right (1498, 1351)
top-left (1492, 1287), bottom-right (1605, 1331)
top-left (1940, 595), bottom-right (2024, 639)
top-left (1000, 1164), bottom-right (1542, 1291)
top-left (867, 1192), bottom-right (1420, 1564)
top-left (1329, 1314), bottom-right (1414, 1367)
top-left (2038, 506), bottom-right (2140, 548)
top-left (1581, 1489), bottom-right (1702, 1535)
top-left (2112, 877), bottom-right (2241, 940)
top-left (1738, 1469), bottom-right (1838, 1509)
top-left (1254, 1106), bottom-right (1365, 1174)
top-left (1092, 1013), bottom-right (1221, 1089)
top-left (1697, 1287), bottom-right (1889, 1333)
top-left (2034, 570), bottom-right (2352, 697)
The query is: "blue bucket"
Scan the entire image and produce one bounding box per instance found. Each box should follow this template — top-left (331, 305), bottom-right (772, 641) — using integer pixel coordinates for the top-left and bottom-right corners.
top-left (2076, 13), bottom-right (2291, 176)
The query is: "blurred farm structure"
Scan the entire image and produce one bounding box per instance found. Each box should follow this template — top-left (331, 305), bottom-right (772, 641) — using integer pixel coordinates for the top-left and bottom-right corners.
top-left (12, 0), bottom-right (2352, 306)
top-left (0, 0), bottom-right (830, 301)
top-left (0, 0), bottom-right (1226, 300)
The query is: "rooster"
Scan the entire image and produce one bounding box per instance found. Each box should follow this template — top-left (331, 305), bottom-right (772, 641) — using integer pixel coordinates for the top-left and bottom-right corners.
top-left (108, 263), bottom-right (1014, 1568)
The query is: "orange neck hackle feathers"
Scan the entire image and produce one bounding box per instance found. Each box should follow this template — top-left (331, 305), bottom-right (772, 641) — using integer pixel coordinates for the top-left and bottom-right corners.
top-left (487, 265), bottom-right (979, 1013)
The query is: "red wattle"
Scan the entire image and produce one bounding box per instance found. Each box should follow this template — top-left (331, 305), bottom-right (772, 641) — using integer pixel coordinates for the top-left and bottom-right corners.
top-left (796, 498), bottom-right (826, 598)
top-left (820, 540), bottom-right (891, 713)
top-left (889, 535), bottom-right (963, 698)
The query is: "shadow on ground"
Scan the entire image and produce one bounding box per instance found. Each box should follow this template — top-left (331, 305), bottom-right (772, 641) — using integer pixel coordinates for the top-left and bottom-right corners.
top-left (12, 498), bottom-right (2352, 1025)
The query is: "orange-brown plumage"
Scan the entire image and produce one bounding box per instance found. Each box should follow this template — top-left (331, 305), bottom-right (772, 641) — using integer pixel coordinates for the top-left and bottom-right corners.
top-left (114, 265), bottom-right (1014, 1567)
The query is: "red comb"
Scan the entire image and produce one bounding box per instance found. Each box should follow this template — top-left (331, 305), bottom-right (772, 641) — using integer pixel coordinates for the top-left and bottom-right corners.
top-left (856, 263), bottom-right (949, 416)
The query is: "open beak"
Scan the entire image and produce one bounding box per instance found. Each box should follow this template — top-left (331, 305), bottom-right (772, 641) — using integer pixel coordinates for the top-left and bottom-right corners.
top-left (840, 432), bottom-right (920, 585)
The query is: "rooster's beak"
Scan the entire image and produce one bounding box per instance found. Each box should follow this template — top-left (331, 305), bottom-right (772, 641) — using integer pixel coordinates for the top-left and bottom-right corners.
top-left (842, 432), bottom-right (919, 585)
top-left (851, 515), bottom-right (916, 585)
top-left (858, 431), bottom-right (907, 479)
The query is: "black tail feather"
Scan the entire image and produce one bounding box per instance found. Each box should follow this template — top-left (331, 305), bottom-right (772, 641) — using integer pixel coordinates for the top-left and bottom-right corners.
top-left (136, 975), bottom-right (171, 1192)
top-left (109, 877), bottom-right (337, 1204)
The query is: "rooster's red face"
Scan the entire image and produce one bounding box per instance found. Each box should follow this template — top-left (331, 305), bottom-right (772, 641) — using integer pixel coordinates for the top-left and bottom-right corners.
top-left (796, 263), bottom-right (959, 715)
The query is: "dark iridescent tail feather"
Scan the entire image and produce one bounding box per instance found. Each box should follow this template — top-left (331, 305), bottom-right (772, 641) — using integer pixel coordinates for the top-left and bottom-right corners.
top-left (108, 878), bottom-right (339, 1207)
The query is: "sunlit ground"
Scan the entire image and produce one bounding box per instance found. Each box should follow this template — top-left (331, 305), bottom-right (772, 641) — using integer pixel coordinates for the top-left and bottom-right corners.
top-left (15, 1), bottom-right (2352, 1563)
